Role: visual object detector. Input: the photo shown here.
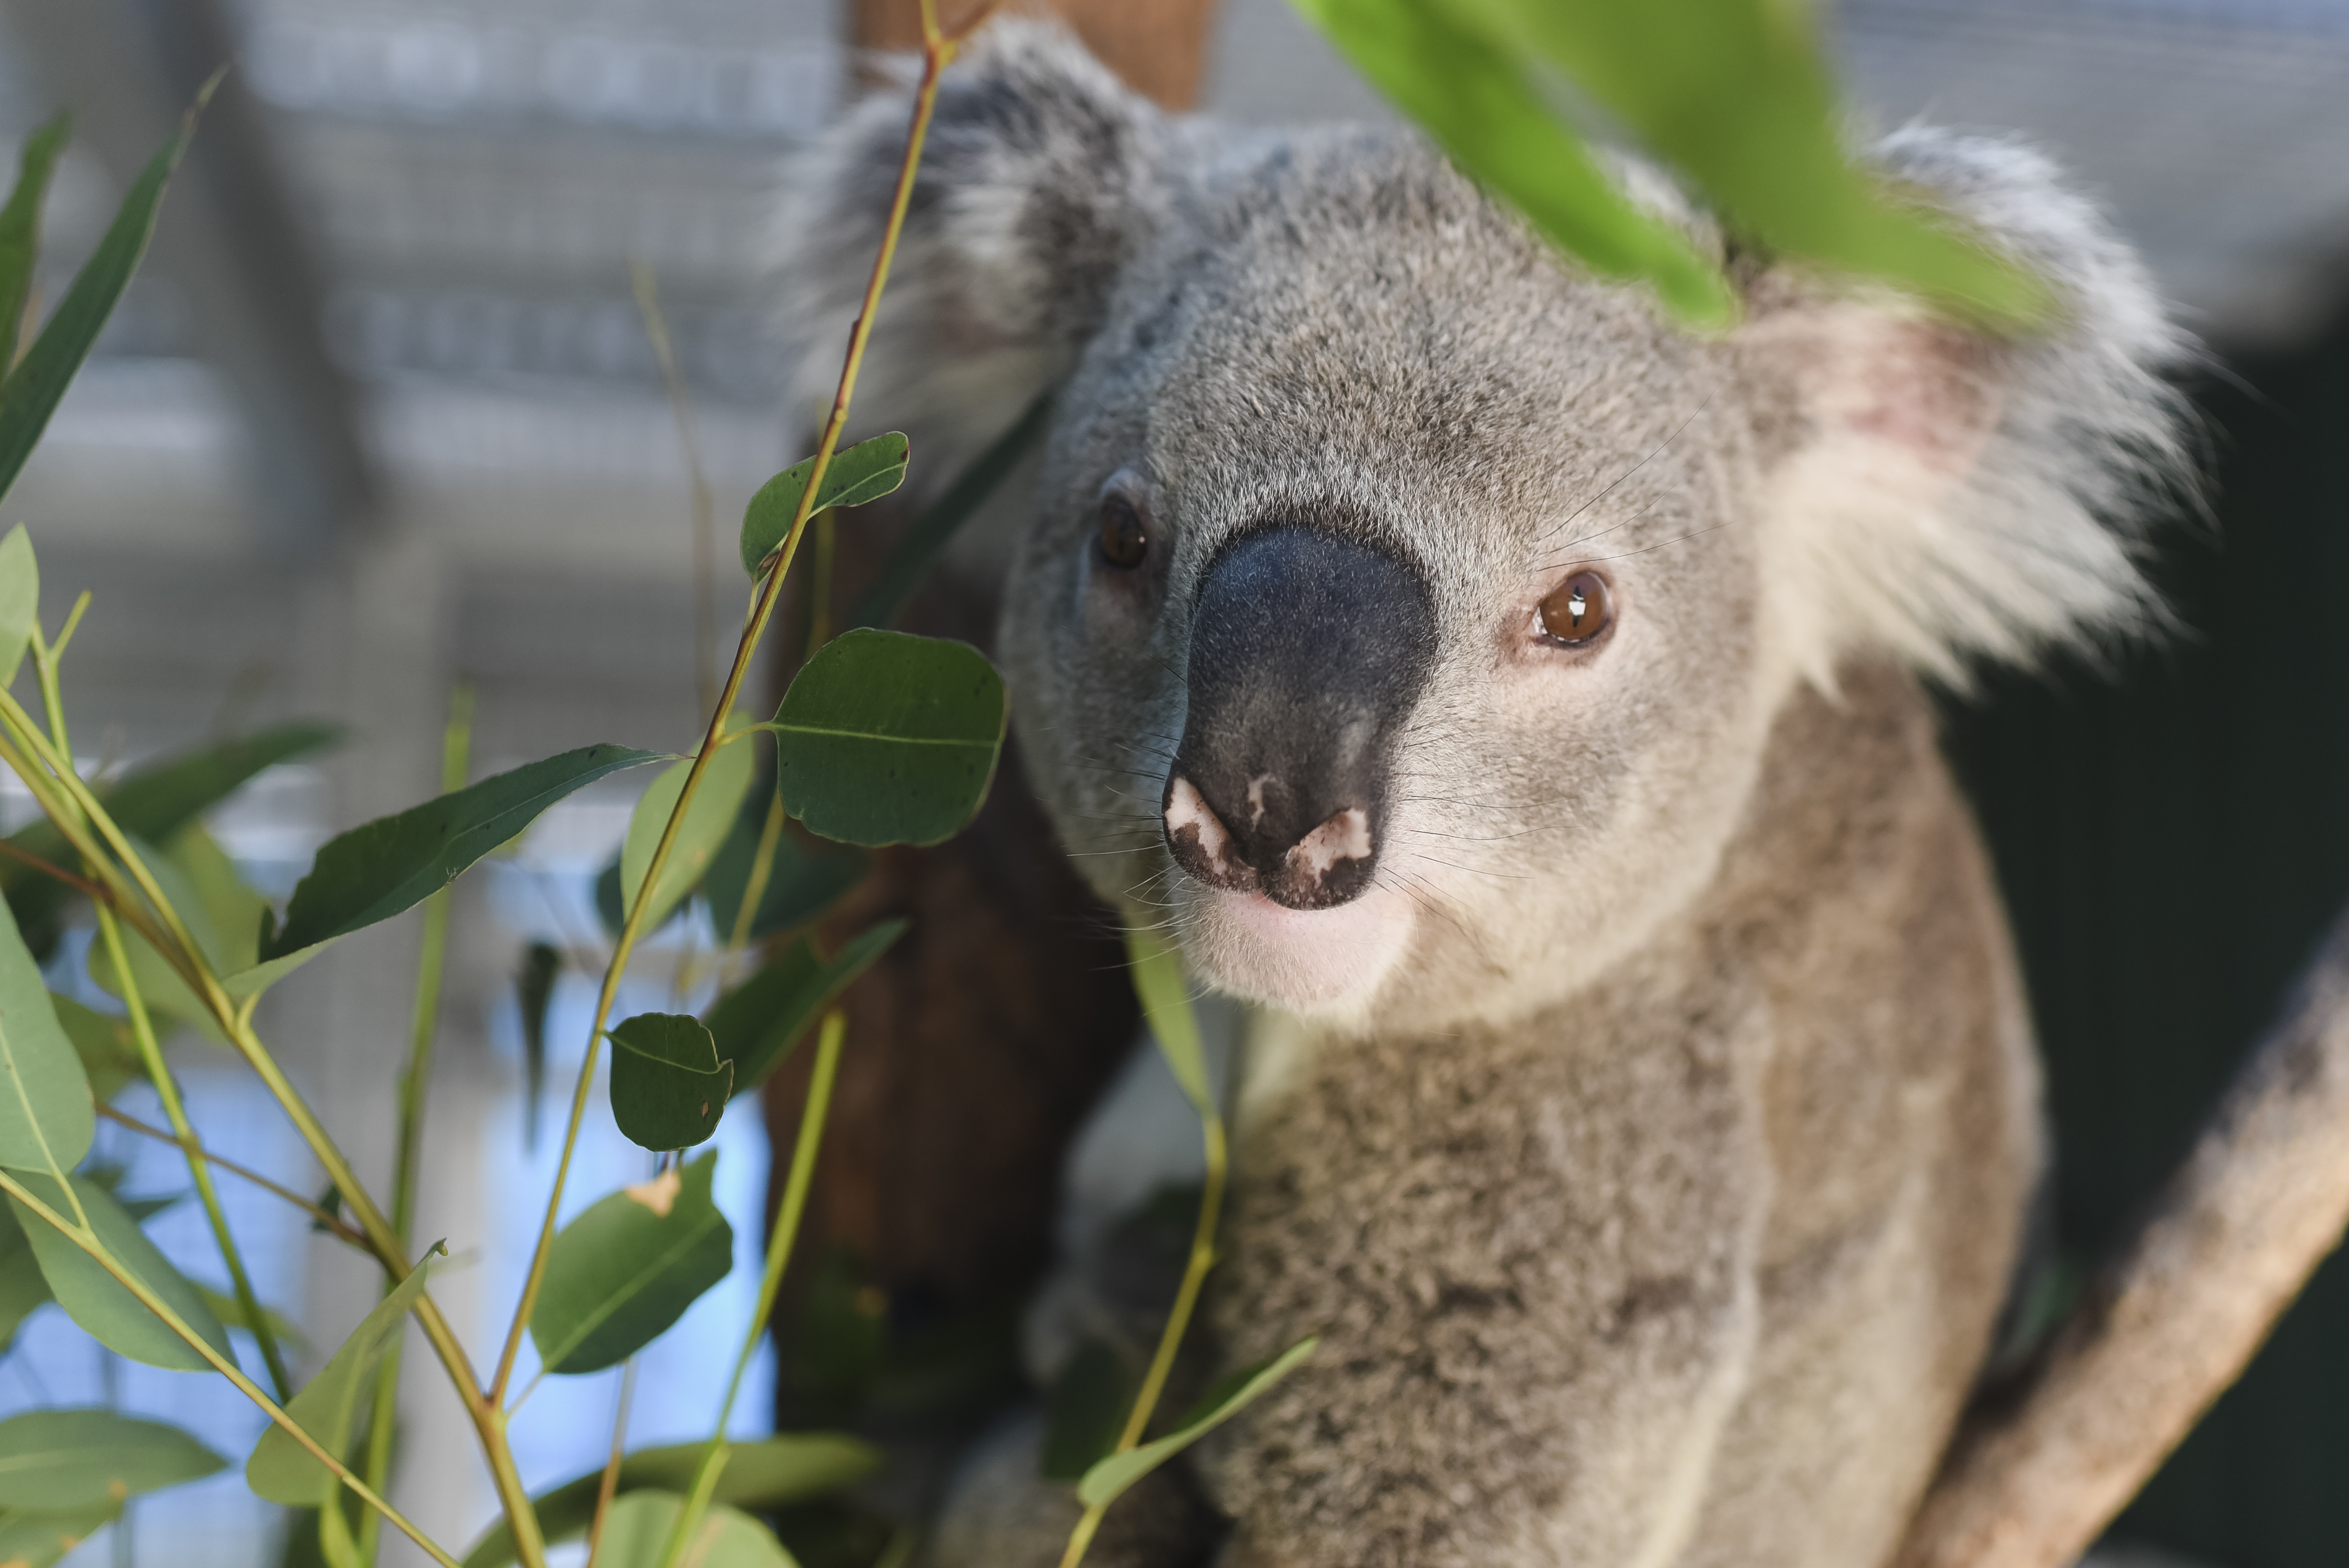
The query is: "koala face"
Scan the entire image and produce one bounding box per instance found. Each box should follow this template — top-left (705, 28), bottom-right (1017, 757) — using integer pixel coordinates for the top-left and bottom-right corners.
top-left (780, 24), bottom-right (2183, 1034)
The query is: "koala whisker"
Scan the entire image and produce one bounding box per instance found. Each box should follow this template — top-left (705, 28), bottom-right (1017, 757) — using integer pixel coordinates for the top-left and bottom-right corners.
top-left (1402, 850), bottom-right (1530, 882)
top-left (1390, 793), bottom-right (1513, 816)
top-left (1581, 520), bottom-right (1737, 564)
top-left (1541, 495), bottom-right (1666, 562)
top-left (1539, 393), bottom-right (1714, 545)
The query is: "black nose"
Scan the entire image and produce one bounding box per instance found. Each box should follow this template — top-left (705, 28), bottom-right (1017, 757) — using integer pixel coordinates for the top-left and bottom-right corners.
top-left (1162, 526), bottom-right (1436, 910)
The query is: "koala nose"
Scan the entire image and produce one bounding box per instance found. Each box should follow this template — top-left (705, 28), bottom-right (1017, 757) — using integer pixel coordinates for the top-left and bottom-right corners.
top-left (1162, 526), bottom-right (1436, 910)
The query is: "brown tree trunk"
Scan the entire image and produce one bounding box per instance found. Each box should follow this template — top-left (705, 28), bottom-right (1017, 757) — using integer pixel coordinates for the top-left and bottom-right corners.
top-left (850, 0), bottom-right (1221, 110)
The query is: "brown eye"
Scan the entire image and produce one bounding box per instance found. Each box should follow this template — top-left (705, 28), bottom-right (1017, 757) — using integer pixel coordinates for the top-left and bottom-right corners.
top-left (1537, 571), bottom-right (1612, 647)
top-left (1097, 495), bottom-right (1148, 570)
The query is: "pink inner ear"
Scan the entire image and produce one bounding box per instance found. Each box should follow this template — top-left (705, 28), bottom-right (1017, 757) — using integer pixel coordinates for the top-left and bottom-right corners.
top-left (1828, 312), bottom-right (2004, 487)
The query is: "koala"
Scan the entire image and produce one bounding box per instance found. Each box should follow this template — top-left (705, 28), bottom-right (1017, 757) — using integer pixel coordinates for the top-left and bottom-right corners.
top-left (776, 23), bottom-right (2186, 1568)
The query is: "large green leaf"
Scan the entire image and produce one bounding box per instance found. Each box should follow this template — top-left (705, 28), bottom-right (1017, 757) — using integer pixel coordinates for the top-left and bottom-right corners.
top-left (0, 523), bottom-right (35, 693)
top-left (252, 744), bottom-right (658, 980)
top-left (6, 1172), bottom-right (231, 1371)
top-left (844, 393), bottom-right (1052, 633)
top-left (0, 91), bottom-right (203, 504)
top-left (1124, 924), bottom-right (1214, 1121)
top-left (609, 1012), bottom-right (733, 1151)
top-left (49, 995), bottom-right (143, 1102)
top-left (0, 720), bottom-right (342, 960)
top-left (246, 1241), bottom-right (446, 1505)
top-left (0, 1499), bottom-right (119, 1568)
top-left (738, 432), bottom-right (910, 578)
top-left (619, 738), bottom-right (757, 935)
top-left (0, 112), bottom-right (71, 373)
top-left (1075, 1336), bottom-right (1319, 1508)
top-left (769, 629), bottom-right (1005, 847)
top-left (1291, 0), bottom-right (1732, 325)
top-left (529, 1150), bottom-right (731, 1375)
top-left (705, 921), bottom-right (904, 1101)
top-left (703, 795), bottom-right (866, 945)
top-left (597, 1491), bottom-right (793, 1568)
top-left (0, 892), bottom-right (90, 1174)
top-left (0, 1408), bottom-right (225, 1508)
top-left (0, 1199), bottom-right (50, 1350)
top-left (459, 1433), bottom-right (880, 1568)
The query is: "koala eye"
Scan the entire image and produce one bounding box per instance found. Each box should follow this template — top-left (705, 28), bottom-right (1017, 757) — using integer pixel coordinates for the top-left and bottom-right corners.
top-left (1537, 571), bottom-right (1613, 647)
top-left (1097, 495), bottom-right (1149, 570)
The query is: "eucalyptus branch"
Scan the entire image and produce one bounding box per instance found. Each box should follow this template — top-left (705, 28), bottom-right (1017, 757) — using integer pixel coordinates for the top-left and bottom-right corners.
top-left (93, 1104), bottom-right (373, 1249)
top-left (0, 1170), bottom-right (464, 1568)
top-left (651, 1010), bottom-right (849, 1568)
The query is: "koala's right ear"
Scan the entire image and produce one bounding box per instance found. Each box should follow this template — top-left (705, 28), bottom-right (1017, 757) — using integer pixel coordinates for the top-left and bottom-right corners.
top-left (773, 23), bottom-right (1178, 484)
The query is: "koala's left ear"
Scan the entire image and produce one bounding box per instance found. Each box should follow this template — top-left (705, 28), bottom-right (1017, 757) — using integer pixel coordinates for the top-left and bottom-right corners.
top-left (1732, 129), bottom-right (2193, 688)
top-left (771, 22), bottom-right (1182, 488)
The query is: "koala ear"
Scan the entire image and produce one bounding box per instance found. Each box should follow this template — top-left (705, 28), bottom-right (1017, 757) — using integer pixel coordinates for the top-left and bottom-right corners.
top-left (1734, 129), bottom-right (2194, 690)
top-left (772, 22), bottom-right (1178, 486)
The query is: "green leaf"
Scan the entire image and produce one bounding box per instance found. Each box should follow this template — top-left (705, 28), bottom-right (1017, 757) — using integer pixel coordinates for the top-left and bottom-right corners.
top-left (87, 830), bottom-right (255, 1043)
top-left (619, 738), bottom-right (757, 935)
top-left (608, 1013), bottom-right (733, 1151)
top-left (246, 1241), bottom-right (447, 1505)
top-left (1075, 1336), bottom-right (1319, 1508)
top-left (6, 1171), bottom-right (232, 1371)
top-left (1040, 1340), bottom-right (1134, 1483)
top-left (49, 995), bottom-right (143, 1102)
top-left (703, 796), bottom-right (866, 945)
top-left (1291, 0), bottom-right (1733, 325)
top-left (0, 112), bottom-right (71, 373)
top-left (458, 1433), bottom-right (879, 1568)
top-left (0, 523), bottom-right (35, 693)
top-left (0, 91), bottom-right (205, 505)
top-left (844, 394), bottom-right (1052, 633)
top-left (0, 1498), bottom-right (119, 1568)
top-left (516, 940), bottom-right (561, 1152)
top-left (596, 1491), bottom-right (794, 1568)
top-left (739, 432), bottom-right (910, 578)
top-left (0, 1408), bottom-right (225, 1507)
top-left (529, 1149), bottom-right (731, 1374)
top-left (769, 629), bottom-right (1006, 848)
top-left (1, 719), bottom-right (342, 962)
top-left (1123, 924), bottom-right (1213, 1121)
top-left (251, 744), bottom-right (658, 978)
top-left (706, 921), bottom-right (903, 1100)
top-left (0, 891), bottom-right (91, 1174)
top-left (0, 1199), bottom-right (50, 1351)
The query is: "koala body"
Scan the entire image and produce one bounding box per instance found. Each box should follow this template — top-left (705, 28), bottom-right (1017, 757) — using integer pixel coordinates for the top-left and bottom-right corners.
top-left (780, 25), bottom-right (2183, 1568)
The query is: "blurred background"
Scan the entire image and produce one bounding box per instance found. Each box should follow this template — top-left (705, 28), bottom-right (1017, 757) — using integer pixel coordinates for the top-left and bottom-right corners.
top-left (0, 0), bottom-right (2345, 1563)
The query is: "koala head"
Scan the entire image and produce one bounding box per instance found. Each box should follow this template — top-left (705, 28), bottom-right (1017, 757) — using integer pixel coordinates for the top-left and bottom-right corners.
top-left (779, 24), bottom-right (2185, 1034)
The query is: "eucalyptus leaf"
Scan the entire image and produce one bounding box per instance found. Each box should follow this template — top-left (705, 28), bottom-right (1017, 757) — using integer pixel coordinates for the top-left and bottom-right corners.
top-left (769, 629), bottom-right (1006, 848)
top-left (1124, 924), bottom-right (1214, 1121)
top-left (845, 393), bottom-right (1052, 633)
top-left (738, 431), bottom-right (910, 577)
top-left (0, 1408), bottom-right (225, 1507)
top-left (0, 891), bottom-right (91, 1174)
top-left (0, 87), bottom-right (205, 504)
top-left (0, 523), bottom-right (35, 693)
top-left (516, 940), bottom-right (561, 1151)
top-left (529, 1149), bottom-right (730, 1375)
top-left (608, 1012), bottom-right (733, 1151)
top-left (619, 737), bottom-right (757, 935)
top-left (251, 744), bottom-right (658, 979)
top-left (49, 995), bottom-right (143, 1101)
top-left (0, 111), bottom-right (71, 373)
top-left (6, 1171), bottom-right (231, 1371)
top-left (246, 1241), bottom-right (446, 1505)
top-left (596, 1491), bottom-right (793, 1568)
top-left (0, 1498), bottom-right (119, 1568)
top-left (1, 719), bottom-right (342, 962)
top-left (706, 920), bottom-right (904, 1100)
top-left (458, 1433), bottom-right (880, 1568)
top-left (1075, 1336), bottom-right (1319, 1508)
top-left (1040, 1340), bottom-right (1134, 1483)
top-left (0, 1200), bottom-right (49, 1351)
top-left (703, 793), bottom-right (866, 945)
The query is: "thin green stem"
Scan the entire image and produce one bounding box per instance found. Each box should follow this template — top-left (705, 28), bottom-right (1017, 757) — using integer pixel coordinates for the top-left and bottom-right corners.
top-left (0, 1171), bottom-right (464, 1568)
top-left (358, 685), bottom-right (474, 1568)
top-left (580, 1356), bottom-right (643, 1568)
top-left (724, 791), bottom-right (787, 958)
top-left (1115, 1114), bottom-right (1226, 1454)
top-left (632, 261), bottom-right (720, 722)
top-left (492, 3), bottom-right (959, 1416)
top-left (94, 1104), bottom-right (372, 1248)
top-left (654, 1010), bottom-right (848, 1568)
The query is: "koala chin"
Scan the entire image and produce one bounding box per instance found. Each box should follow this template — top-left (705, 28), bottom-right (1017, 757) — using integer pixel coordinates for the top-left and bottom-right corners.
top-left (776, 23), bottom-right (2188, 1568)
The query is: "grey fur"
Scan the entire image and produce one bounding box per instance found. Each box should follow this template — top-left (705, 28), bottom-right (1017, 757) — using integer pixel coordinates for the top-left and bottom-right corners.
top-left (772, 24), bottom-right (2187, 1567)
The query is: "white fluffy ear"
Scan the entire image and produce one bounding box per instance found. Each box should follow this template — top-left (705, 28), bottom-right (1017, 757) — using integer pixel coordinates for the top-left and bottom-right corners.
top-left (1736, 129), bottom-right (2193, 689)
top-left (771, 22), bottom-right (1179, 488)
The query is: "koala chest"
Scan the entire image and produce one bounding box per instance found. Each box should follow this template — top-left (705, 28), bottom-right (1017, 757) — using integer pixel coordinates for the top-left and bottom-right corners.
top-left (1198, 981), bottom-right (1777, 1568)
